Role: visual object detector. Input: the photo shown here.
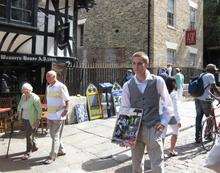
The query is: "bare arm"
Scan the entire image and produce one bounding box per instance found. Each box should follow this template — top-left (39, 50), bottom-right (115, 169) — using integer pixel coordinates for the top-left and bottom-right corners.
top-left (211, 83), bottom-right (220, 96)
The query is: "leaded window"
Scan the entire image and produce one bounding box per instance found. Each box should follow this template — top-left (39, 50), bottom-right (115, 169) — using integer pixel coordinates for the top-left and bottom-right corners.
top-left (0, 0), bottom-right (34, 26)
top-left (167, 0), bottom-right (175, 26)
top-left (190, 7), bottom-right (196, 28)
top-left (0, 0), bottom-right (6, 19)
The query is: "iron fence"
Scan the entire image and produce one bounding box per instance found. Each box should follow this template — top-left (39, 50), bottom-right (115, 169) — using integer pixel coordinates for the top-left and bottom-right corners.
top-left (66, 64), bottom-right (203, 95)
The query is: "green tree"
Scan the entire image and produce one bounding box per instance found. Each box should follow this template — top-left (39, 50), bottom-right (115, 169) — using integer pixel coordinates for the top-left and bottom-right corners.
top-left (72, 0), bottom-right (96, 57)
top-left (204, 0), bottom-right (220, 47)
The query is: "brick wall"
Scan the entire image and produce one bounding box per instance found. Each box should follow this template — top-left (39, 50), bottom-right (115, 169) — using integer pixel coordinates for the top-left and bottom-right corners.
top-left (152, 0), bottom-right (203, 68)
top-left (78, 0), bottom-right (203, 68)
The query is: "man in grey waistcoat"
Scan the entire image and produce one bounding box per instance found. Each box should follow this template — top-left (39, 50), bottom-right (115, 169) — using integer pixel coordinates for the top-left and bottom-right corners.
top-left (121, 52), bottom-right (173, 173)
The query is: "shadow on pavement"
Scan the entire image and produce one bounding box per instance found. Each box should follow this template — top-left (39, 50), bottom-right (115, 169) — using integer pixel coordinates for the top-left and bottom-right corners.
top-left (82, 153), bottom-right (152, 172)
top-left (0, 151), bottom-right (25, 159)
top-left (115, 160), bottom-right (151, 173)
top-left (166, 142), bottom-right (206, 161)
top-left (0, 155), bottom-right (48, 172)
top-left (0, 130), bottom-right (47, 140)
top-left (82, 154), bottom-right (130, 172)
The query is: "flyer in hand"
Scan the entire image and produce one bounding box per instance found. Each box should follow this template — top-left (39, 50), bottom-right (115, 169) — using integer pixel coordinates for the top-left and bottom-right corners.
top-left (112, 107), bottom-right (143, 147)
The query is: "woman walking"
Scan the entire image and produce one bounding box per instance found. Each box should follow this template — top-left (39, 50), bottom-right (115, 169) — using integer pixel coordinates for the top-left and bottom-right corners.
top-left (162, 77), bottom-right (181, 156)
top-left (17, 83), bottom-right (42, 160)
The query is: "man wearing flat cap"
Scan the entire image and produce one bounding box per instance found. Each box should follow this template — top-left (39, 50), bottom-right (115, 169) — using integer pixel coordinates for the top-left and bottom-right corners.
top-left (195, 64), bottom-right (220, 143)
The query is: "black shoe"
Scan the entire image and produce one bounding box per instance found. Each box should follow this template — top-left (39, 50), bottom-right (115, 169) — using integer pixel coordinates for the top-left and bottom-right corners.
top-left (43, 157), bottom-right (55, 165)
top-left (205, 136), bottom-right (213, 142)
top-left (32, 147), bottom-right (38, 152)
top-left (195, 138), bottom-right (202, 143)
top-left (57, 152), bottom-right (66, 156)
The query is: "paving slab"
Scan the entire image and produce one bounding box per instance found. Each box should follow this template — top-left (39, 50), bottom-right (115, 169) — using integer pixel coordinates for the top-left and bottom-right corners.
top-left (0, 100), bottom-right (220, 173)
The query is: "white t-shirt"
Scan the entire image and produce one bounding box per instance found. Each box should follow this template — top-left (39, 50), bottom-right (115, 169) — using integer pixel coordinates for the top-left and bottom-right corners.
top-left (170, 90), bottom-right (181, 123)
top-left (46, 81), bottom-right (70, 120)
top-left (197, 73), bottom-right (215, 101)
top-left (22, 100), bottom-right (29, 120)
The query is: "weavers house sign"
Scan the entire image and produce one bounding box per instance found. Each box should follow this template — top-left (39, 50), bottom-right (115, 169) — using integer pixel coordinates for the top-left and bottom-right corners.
top-left (185, 29), bottom-right (196, 45)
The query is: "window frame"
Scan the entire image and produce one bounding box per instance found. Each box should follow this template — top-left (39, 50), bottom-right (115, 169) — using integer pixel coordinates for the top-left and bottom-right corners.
top-left (0, 0), bottom-right (36, 27)
top-left (0, 0), bottom-right (7, 20)
top-left (79, 24), bottom-right (84, 47)
top-left (189, 7), bottom-right (197, 29)
top-left (188, 53), bottom-right (197, 66)
top-left (167, 48), bottom-right (176, 65)
top-left (167, 0), bottom-right (175, 27)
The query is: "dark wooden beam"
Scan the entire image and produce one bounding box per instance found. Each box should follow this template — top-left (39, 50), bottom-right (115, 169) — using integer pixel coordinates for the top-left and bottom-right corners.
top-left (0, 32), bottom-right (9, 51)
top-left (0, 22), bottom-right (37, 35)
top-left (44, 0), bottom-right (49, 55)
top-left (7, 34), bottom-right (19, 52)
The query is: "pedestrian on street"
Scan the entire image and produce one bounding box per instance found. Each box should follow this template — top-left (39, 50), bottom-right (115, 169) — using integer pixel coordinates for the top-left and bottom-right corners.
top-left (43, 70), bottom-right (70, 164)
top-left (195, 64), bottom-right (220, 143)
top-left (121, 51), bottom-right (173, 173)
top-left (157, 67), bottom-right (169, 81)
top-left (17, 83), bottom-right (42, 160)
top-left (175, 68), bottom-right (184, 100)
top-left (167, 63), bottom-right (173, 77)
top-left (122, 69), bottom-right (133, 85)
top-left (162, 77), bottom-right (181, 157)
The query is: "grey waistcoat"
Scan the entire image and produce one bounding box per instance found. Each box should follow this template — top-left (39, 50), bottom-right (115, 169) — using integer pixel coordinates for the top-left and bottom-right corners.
top-left (128, 76), bottom-right (160, 128)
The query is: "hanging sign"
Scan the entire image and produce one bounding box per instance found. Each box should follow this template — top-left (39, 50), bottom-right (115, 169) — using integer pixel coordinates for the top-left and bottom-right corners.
top-left (186, 29), bottom-right (196, 45)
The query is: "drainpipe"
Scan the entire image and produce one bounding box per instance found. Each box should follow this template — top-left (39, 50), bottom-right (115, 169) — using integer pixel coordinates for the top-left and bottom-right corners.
top-left (147, 0), bottom-right (151, 67)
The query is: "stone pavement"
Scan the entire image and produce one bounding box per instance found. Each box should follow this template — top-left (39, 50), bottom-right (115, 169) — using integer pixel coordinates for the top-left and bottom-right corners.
top-left (0, 99), bottom-right (220, 173)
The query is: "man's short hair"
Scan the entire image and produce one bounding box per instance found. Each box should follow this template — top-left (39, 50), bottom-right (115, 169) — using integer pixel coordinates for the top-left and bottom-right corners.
top-left (47, 70), bottom-right (57, 78)
top-left (132, 51), bottom-right (149, 64)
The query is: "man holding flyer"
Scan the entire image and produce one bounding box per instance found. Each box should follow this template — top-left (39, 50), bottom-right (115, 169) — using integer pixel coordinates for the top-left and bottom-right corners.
top-left (121, 52), bottom-right (173, 173)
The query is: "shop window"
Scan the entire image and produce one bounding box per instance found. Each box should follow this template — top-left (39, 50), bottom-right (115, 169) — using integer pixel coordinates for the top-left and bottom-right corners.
top-left (190, 7), bottom-right (196, 29)
top-left (167, 49), bottom-right (176, 65)
top-left (189, 53), bottom-right (196, 66)
top-left (0, 0), bottom-right (34, 26)
top-left (167, 0), bottom-right (175, 26)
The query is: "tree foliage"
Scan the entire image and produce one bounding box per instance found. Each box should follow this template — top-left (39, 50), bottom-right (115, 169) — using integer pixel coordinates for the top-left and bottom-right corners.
top-left (204, 0), bottom-right (220, 47)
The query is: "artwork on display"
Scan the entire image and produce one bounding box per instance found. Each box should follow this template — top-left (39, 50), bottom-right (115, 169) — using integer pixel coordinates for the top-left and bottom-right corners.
top-left (52, 63), bottom-right (67, 83)
top-left (75, 104), bottom-right (89, 123)
top-left (111, 82), bottom-right (122, 116)
top-left (86, 84), bottom-right (103, 120)
top-left (112, 107), bottom-right (143, 147)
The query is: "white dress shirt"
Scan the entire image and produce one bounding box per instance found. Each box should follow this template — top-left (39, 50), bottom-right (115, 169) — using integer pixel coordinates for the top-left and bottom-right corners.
top-left (121, 70), bottom-right (173, 126)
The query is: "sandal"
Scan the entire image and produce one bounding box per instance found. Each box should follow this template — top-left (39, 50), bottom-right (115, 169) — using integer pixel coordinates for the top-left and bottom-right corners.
top-left (43, 157), bottom-right (55, 165)
top-left (168, 151), bottom-right (178, 157)
top-left (21, 153), bottom-right (30, 160)
top-left (57, 152), bottom-right (66, 157)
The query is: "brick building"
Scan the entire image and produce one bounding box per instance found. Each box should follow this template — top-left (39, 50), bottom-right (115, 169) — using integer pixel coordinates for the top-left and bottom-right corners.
top-left (77, 0), bottom-right (203, 69)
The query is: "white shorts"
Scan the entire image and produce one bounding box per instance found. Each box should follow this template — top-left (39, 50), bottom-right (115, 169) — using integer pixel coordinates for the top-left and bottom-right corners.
top-left (162, 124), bottom-right (179, 138)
